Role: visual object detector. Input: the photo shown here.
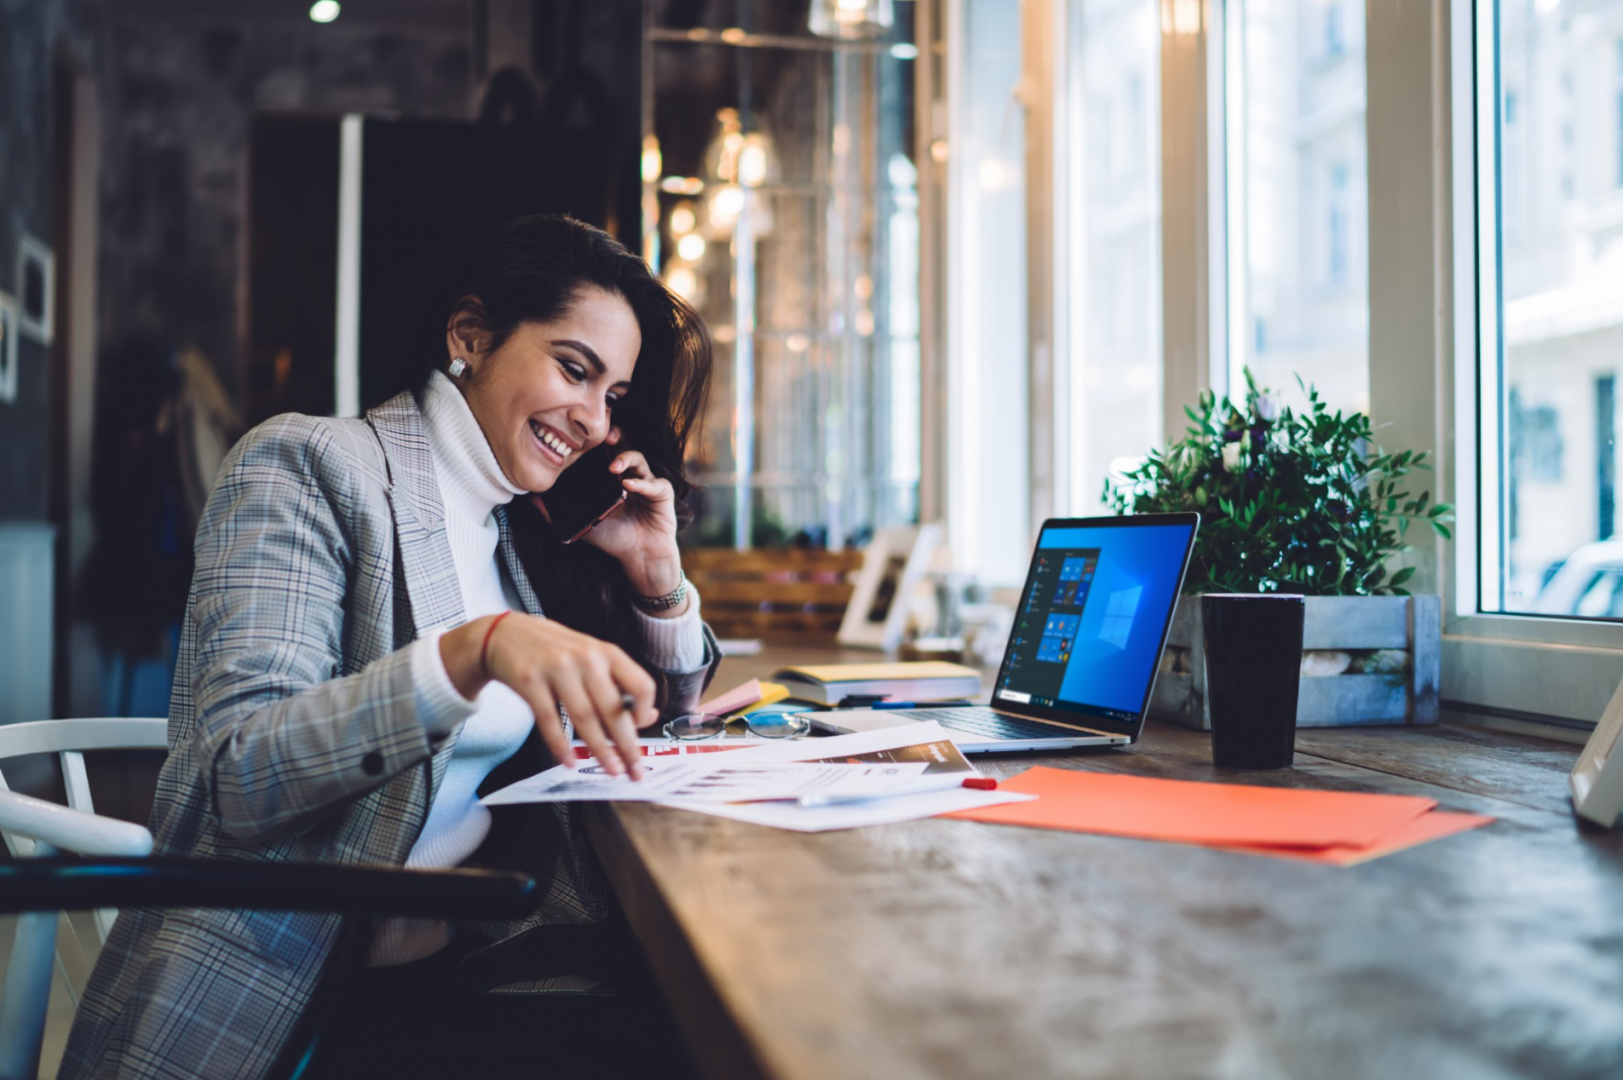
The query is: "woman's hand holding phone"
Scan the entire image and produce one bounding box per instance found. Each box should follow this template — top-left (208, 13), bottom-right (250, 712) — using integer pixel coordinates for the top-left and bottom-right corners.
top-left (531, 427), bottom-right (686, 613)
top-left (439, 612), bottom-right (658, 779)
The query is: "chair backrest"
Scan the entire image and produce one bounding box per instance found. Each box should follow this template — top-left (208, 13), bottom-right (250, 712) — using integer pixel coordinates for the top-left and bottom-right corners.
top-left (0, 719), bottom-right (167, 942)
top-left (0, 718), bottom-right (168, 856)
top-left (0, 720), bottom-right (168, 1080)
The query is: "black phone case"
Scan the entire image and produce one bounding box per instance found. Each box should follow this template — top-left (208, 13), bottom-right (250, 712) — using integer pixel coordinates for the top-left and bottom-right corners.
top-left (539, 446), bottom-right (629, 543)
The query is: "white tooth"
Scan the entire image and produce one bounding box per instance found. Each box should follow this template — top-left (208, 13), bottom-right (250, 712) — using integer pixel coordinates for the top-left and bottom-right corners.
top-left (539, 428), bottom-right (570, 457)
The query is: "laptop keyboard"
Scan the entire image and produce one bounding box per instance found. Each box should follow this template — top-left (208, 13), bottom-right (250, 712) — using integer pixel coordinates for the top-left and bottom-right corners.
top-left (885, 707), bottom-right (1094, 742)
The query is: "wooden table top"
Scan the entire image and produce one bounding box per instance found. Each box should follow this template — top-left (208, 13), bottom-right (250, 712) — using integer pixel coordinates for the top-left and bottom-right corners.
top-left (586, 647), bottom-right (1623, 1080)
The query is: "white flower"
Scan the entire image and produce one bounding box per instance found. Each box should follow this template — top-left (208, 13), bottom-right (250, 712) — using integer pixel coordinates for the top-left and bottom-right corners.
top-left (1221, 442), bottom-right (1243, 472)
top-left (1256, 392), bottom-right (1281, 423)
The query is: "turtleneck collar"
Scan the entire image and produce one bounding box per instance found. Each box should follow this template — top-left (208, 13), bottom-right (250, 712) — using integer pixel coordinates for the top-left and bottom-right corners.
top-left (421, 369), bottom-right (526, 525)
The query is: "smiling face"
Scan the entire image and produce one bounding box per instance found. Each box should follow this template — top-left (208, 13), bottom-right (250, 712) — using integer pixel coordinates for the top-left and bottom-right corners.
top-left (451, 287), bottom-right (641, 493)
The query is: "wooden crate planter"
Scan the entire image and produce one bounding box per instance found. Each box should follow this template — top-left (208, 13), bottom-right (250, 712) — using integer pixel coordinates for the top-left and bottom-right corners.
top-left (1149, 594), bottom-right (1440, 728)
top-left (682, 548), bottom-right (867, 642)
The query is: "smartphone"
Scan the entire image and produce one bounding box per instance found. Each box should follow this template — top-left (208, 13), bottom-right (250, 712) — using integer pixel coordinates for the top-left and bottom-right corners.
top-left (537, 445), bottom-right (629, 543)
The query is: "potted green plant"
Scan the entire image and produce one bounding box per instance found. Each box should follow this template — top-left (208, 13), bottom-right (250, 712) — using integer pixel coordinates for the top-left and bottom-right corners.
top-left (1105, 373), bottom-right (1454, 728)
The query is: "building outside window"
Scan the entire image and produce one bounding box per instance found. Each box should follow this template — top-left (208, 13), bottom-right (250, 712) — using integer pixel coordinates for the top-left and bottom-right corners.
top-left (1225, 0), bottom-right (1369, 417)
top-left (1067, 0), bottom-right (1162, 515)
top-left (1489, 0), bottom-right (1623, 619)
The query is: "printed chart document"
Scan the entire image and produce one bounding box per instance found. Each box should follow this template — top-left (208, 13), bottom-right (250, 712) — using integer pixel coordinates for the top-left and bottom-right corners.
top-left (659, 722), bottom-right (1036, 833)
top-left (481, 758), bottom-right (930, 807)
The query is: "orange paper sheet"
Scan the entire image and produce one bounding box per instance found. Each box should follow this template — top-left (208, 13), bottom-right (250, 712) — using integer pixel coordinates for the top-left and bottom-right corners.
top-left (943, 767), bottom-right (1493, 866)
top-left (942, 767), bottom-right (1437, 848)
top-left (1223, 810), bottom-right (1495, 867)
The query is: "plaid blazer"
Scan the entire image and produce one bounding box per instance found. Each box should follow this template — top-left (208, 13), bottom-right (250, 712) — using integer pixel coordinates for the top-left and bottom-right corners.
top-left (58, 392), bottom-right (719, 1080)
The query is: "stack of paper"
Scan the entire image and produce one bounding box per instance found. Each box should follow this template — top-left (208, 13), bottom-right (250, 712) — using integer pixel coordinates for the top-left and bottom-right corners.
top-left (482, 758), bottom-right (933, 806)
top-left (485, 723), bottom-right (1035, 832)
top-left (942, 767), bottom-right (1494, 867)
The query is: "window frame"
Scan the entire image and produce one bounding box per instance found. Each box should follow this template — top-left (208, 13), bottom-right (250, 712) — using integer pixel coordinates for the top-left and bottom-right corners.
top-left (1439, 0), bottom-right (1623, 726)
top-left (949, 0), bottom-right (1623, 727)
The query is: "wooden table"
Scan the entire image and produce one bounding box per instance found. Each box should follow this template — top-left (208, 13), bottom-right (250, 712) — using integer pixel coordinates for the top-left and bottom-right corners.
top-left (587, 648), bottom-right (1623, 1080)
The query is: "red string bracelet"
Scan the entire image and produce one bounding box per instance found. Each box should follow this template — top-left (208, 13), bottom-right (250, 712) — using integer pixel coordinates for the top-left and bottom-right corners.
top-left (480, 611), bottom-right (512, 678)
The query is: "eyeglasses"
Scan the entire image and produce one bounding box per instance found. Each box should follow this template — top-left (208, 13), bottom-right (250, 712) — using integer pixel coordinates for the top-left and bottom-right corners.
top-left (663, 712), bottom-right (813, 742)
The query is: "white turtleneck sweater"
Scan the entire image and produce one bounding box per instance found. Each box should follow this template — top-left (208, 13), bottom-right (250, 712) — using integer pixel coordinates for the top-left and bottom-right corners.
top-left (370, 370), bottom-right (705, 966)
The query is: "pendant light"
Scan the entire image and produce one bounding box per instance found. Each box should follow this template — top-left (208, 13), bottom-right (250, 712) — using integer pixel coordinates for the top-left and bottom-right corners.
top-left (807, 0), bottom-right (895, 40)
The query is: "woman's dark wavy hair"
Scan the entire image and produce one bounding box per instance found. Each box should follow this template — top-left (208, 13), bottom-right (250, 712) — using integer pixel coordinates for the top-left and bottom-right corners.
top-left (385, 214), bottom-right (711, 645)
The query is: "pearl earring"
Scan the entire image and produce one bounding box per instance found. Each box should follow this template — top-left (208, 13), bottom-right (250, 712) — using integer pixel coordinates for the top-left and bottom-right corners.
top-left (448, 357), bottom-right (469, 378)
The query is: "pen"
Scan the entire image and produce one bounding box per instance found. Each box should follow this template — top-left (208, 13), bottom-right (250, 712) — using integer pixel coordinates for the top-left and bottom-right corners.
top-left (797, 775), bottom-right (997, 808)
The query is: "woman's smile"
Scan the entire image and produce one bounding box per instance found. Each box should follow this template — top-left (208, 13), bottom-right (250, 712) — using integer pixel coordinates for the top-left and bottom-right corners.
top-left (529, 418), bottom-right (579, 465)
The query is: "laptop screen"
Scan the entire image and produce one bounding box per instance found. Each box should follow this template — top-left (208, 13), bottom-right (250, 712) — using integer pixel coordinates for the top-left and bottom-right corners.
top-left (992, 515), bottom-right (1198, 731)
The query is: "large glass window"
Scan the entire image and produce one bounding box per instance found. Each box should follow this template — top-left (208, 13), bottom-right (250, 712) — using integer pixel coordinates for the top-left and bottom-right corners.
top-left (1225, 0), bottom-right (1369, 415)
top-left (949, 0), bottom-right (1030, 585)
top-left (1067, 0), bottom-right (1162, 514)
top-left (645, 2), bottom-right (920, 550)
top-left (1485, 0), bottom-right (1623, 619)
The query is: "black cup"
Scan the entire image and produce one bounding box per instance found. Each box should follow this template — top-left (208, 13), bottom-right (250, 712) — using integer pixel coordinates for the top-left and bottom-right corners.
top-left (1201, 593), bottom-right (1306, 769)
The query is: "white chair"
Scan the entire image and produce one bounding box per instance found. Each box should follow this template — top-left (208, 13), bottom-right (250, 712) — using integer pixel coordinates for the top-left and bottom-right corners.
top-left (0, 718), bottom-right (166, 1080)
top-left (0, 718), bottom-right (537, 1080)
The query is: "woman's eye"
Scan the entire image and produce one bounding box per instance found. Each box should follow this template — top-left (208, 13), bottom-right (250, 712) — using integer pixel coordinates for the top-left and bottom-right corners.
top-left (606, 395), bottom-right (623, 410)
top-left (559, 359), bottom-right (586, 382)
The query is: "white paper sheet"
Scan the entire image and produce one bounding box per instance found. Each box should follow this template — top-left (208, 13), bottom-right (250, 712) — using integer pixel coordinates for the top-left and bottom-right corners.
top-left (659, 721), bottom-right (1036, 832)
top-left (480, 758), bottom-right (929, 806)
top-left (483, 721), bottom-right (1038, 831)
top-left (666, 720), bottom-right (962, 767)
top-left (660, 789), bottom-right (1036, 833)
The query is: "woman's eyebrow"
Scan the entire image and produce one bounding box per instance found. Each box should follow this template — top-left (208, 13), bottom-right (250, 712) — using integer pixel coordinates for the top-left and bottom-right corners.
top-left (552, 338), bottom-right (631, 390)
top-left (552, 338), bottom-right (605, 374)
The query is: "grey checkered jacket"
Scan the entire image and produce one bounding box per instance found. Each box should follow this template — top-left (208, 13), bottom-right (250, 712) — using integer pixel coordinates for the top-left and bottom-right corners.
top-left (58, 391), bottom-right (719, 1080)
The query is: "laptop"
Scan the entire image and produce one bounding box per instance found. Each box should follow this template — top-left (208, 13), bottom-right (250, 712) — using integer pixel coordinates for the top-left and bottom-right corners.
top-left (819, 513), bottom-right (1200, 753)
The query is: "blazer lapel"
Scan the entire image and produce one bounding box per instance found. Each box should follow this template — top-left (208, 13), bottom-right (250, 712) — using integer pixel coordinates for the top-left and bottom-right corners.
top-left (494, 503), bottom-right (544, 617)
top-left (367, 391), bottom-right (470, 813)
top-left (366, 392), bottom-right (466, 638)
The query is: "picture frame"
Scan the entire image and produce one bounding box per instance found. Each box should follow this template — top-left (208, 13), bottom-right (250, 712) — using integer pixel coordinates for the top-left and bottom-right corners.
top-left (837, 523), bottom-right (941, 651)
top-left (0, 290), bottom-right (18, 405)
top-left (1571, 676), bottom-right (1623, 828)
top-left (17, 235), bottom-right (54, 346)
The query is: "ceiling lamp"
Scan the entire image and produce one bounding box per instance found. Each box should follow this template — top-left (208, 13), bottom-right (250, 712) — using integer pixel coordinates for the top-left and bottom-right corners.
top-left (669, 202), bottom-right (697, 236)
top-left (677, 233), bottom-right (707, 262)
top-left (807, 0), bottom-right (894, 39)
top-left (308, 1), bottom-right (340, 23)
top-left (737, 132), bottom-right (777, 188)
top-left (708, 185), bottom-right (745, 230)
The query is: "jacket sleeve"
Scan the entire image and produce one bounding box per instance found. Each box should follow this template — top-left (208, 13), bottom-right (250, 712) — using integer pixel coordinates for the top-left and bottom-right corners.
top-left (616, 600), bottom-right (722, 722)
top-left (655, 620), bottom-right (723, 718)
top-left (187, 417), bottom-right (436, 844)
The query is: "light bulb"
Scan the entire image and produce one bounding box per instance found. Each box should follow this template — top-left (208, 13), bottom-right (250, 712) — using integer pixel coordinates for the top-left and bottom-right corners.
top-left (677, 233), bottom-right (707, 262)
top-left (667, 265), bottom-right (698, 302)
top-left (309, 0), bottom-right (340, 22)
top-left (641, 135), bottom-right (662, 184)
top-left (738, 138), bottom-right (769, 188)
top-left (709, 185), bottom-right (745, 229)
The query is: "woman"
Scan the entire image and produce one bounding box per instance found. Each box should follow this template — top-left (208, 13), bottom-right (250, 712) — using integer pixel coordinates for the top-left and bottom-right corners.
top-left (60, 215), bottom-right (718, 1080)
